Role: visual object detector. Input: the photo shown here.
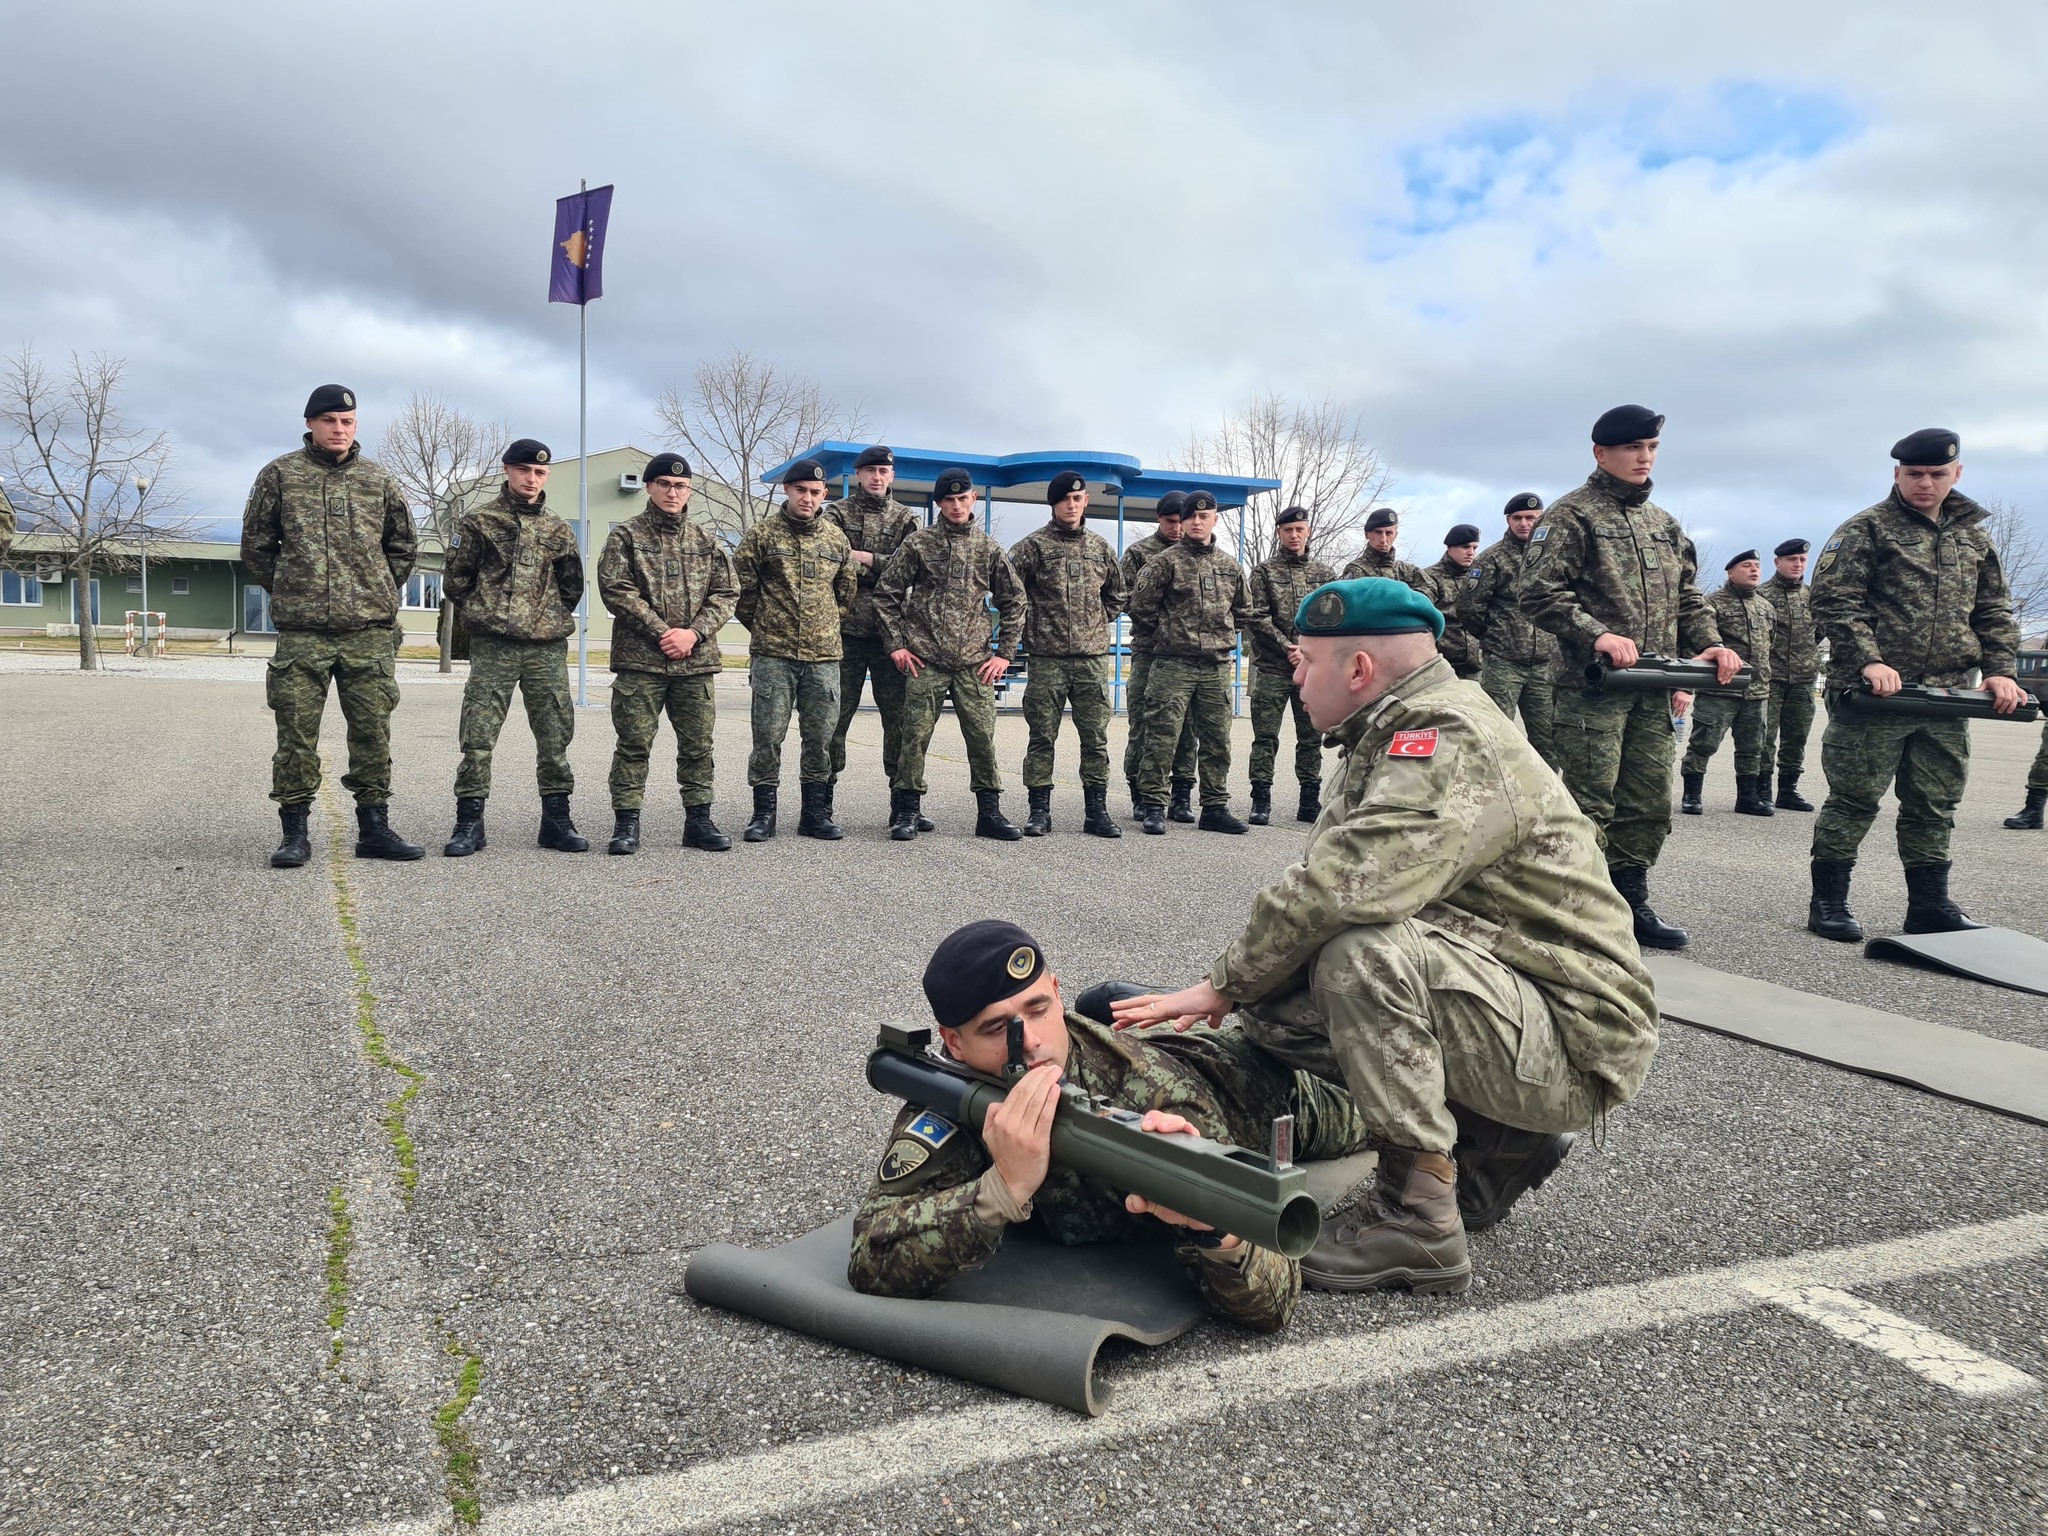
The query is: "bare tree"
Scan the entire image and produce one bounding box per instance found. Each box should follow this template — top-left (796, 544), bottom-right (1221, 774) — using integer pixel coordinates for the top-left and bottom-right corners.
top-left (653, 349), bottom-right (870, 540)
top-left (1984, 499), bottom-right (2047, 643)
top-left (1175, 392), bottom-right (1392, 565)
top-left (2, 347), bottom-right (198, 670)
top-left (378, 393), bottom-right (507, 671)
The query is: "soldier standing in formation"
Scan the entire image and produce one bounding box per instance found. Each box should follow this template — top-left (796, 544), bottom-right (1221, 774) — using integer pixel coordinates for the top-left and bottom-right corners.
top-left (1806, 429), bottom-right (2024, 941)
top-left (1423, 524), bottom-right (1485, 679)
top-left (1127, 489), bottom-right (1280, 836)
top-left (1244, 505), bottom-right (1334, 825)
top-left (824, 445), bottom-right (923, 827)
top-left (732, 459), bottom-right (858, 842)
top-left (1460, 493), bottom-right (1560, 767)
top-left (1008, 470), bottom-right (1125, 838)
top-left (1340, 506), bottom-right (1428, 588)
top-left (439, 438), bottom-right (588, 857)
top-left (2007, 726), bottom-right (2048, 830)
top-left (1759, 537), bottom-right (1820, 812)
top-left (873, 466), bottom-right (1029, 842)
top-left (1521, 405), bottom-right (1741, 951)
top-left (242, 385), bottom-right (424, 868)
top-left (1118, 491), bottom-right (1199, 822)
top-left (596, 451), bottom-right (739, 855)
top-left (1678, 551), bottom-right (1775, 818)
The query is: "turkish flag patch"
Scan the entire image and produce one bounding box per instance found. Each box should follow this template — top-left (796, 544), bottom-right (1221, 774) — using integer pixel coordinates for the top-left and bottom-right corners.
top-left (1387, 729), bottom-right (1439, 758)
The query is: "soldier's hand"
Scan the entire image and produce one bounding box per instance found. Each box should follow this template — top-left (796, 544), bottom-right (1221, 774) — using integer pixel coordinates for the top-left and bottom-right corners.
top-left (1696, 645), bottom-right (1741, 686)
top-left (1986, 675), bottom-right (2028, 714)
top-left (851, 549), bottom-right (875, 569)
top-left (983, 1062), bottom-right (1060, 1206)
top-left (1671, 690), bottom-right (1693, 719)
top-left (892, 648), bottom-right (924, 677)
top-left (1109, 980), bottom-right (1232, 1033)
top-left (659, 627), bottom-right (697, 660)
top-left (1862, 661), bottom-right (1903, 697)
top-left (1286, 644), bottom-right (1304, 668)
top-left (1594, 632), bottom-right (1640, 669)
top-left (978, 655), bottom-right (1010, 686)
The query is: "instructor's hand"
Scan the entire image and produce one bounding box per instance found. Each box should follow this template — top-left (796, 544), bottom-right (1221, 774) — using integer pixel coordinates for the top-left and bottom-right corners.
top-left (1695, 645), bottom-right (1741, 686)
top-left (1109, 980), bottom-right (1232, 1033)
top-left (892, 648), bottom-right (924, 678)
top-left (1593, 632), bottom-right (1639, 669)
top-left (1862, 661), bottom-right (1902, 697)
top-left (1987, 675), bottom-right (2028, 714)
top-left (982, 1062), bottom-right (1060, 1206)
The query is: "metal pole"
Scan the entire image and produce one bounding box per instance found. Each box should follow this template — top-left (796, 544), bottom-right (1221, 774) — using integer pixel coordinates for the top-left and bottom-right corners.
top-left (576, 179), bottom-right (590, 709)
top-left (1234, 504), bottom-right (1246, 715)
top-left (1114, 488), bottom-right (1126, 715)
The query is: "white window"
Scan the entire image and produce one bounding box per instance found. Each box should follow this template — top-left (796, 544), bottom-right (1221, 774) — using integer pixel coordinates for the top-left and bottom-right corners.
top-left (243, 586), bottom-right (275, 633)
top-left (403, 571), bottom-right (443, 610)
top-left (126, 575), bottom-right (143, 593)
top-left (171, 576), bottom-right (190, 595)
top-left (1, 571), bottom-right (43, 605)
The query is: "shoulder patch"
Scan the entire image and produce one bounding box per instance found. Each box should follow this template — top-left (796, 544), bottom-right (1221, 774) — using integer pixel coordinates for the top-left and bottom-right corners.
top-left (1815, 553), bottom-right (1836, 574)
top-left (903, 1110), bottom-right (957, 1150)
top-left (878, 1139), bottom-right (931, 1183)
top-left (1531, 526), bottom-right (1549, 542)
top-left (1388, 728), bottom-right (1439, 758)
top-left (449, 534), bottom-right (462, 548)
top-left (1823, 536), bottom-right (1844, 552)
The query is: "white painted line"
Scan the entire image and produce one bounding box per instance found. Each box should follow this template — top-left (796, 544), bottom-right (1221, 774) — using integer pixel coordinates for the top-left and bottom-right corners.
top-left (1745, 1281), bottom-right (2040, 1398)
top-left (333, 1210), bottom-right (2048, 1536)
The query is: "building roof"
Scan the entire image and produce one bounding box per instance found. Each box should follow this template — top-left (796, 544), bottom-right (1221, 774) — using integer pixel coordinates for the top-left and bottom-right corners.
top-left (8, 534), bottom-right (244, 561)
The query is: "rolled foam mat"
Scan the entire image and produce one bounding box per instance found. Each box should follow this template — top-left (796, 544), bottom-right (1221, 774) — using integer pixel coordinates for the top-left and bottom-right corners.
top-left (1862, 926), bottom-right (2048, 998)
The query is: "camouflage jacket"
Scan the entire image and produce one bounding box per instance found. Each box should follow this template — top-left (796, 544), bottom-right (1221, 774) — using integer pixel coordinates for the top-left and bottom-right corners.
top-left (1520, 469), bottom-right (1721, 672)
top-left (597, 504), bottom-right (739, 677)
top-left (240, 437), bottom-right (415, 633)
top-left (732, 508), bottom-right (857, 663)
top-left (1704, 584), bottom-right (1774, 696)
top-left (1246, 550), bottom-right (1338, 674)
top-left (848, 1012), bottom-right (1303, 1333)
top-left (1210, 655), bottom-right (1658, 1108)
top-left (1458, 533), bottom-right (1558, 667)
top-left (1117, 531), bottom-right (1180, 653)
top-left (1129, 540), bottom-right (1281, 664)
top-left (1423, 555), bottom-right (1485, 674)
top-left (824, 489), bottom-right (920, 639)
top-left (441, 486), bottom-right (582, 642)
top-left (1008, 520), bottom-right (1124, 657)
top-left (871, 518), bottom-right (1028, 669)
top-left (1811, 489), bottom-right (2018, 690)
top-left (1761, 572), bottom-right (1820, 686)
top-left (1339, 546), bottom-right (1429, 590)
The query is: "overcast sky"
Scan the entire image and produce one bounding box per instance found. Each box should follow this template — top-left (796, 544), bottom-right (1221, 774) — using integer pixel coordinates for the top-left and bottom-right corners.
top-left (4, 0), bottom-right (2045, 568)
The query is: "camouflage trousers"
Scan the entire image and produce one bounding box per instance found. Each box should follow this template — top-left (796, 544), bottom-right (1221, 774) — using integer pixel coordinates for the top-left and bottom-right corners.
top-left (266, 627), bottom-right (400, 807)
top-left (609, 669), bottom-right (717, 809)
top-left (2030, 723), bottom-right (2048, 792)
top-left (1139, 658), bottom-right (1234, 807)
top-left (455, 634), bottom-right (573, 799)
top-left (1811, 705), bottom-right (1969, 867)
top-left (1022, 654), bottom-right (1113, 789)
top-left (748, 655), bottom-right (840, 787)
top-left (895, 666), bottom-right (1003, 794)
top-left (1479, 655), bottom-right (1559, 769)
top-left (1681, 693), bottom-right (1765, 776)
top-left (1121, 650), bottom-right (1197, 789)
top-left (1554, 688), bottom-right (1676, 872)
top-left (831, 632), bottom-right (909, 782)
top-left (1247, 667), bottom-right (1322, 787)
top-left (1763, 679), bottom-right (1818, 777)
top-left (1240, 919), bottom-right (1600, 1155)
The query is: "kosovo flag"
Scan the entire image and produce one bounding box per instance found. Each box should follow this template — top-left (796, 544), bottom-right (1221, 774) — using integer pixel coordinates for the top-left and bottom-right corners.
top-left (548, 185), bottom-right (613, 305)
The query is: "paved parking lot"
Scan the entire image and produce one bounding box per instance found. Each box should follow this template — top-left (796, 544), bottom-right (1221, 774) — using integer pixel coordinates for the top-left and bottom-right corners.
top-left (2, 664), bottom-right (2043, 1535)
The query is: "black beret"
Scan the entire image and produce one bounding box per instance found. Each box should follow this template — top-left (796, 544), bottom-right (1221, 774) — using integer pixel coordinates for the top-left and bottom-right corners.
top-left (854, 445), bottom-right (895, 469)
top-left (1725, 549), bottom-right (1759, 570)
top-left (922, 920), bottom-right (1046, 1030)
top-left (1591, 404), bottom-right (1664, 446)
top-left (1184, 489), bottom-right (1218, 513)
top-left (502, 438), bottom-right (551, 466)
top-left (1504, 492), bottom-right (1543, 515)
top-left (783, 459), bottom-right (827, 486)
top-left (1773, 538), bottom-right (1810, 558)
top-left (1155, 491), bottom-right (1189, 518)
top-left (1891, 428), bottom-right (1959, 466)
top-left (303, 383), bottom-right (356, 418)
top-left (1275, 505), bottom-right (1310, 527)
top-left (1296, 578), bottom-right (1444, 640)
top-left (933, 466), bottom-right (975, 498)
top-left (643, 452), bottom-right (691, 482)
top-left (1445, 524), bottom-right (1481, 547)
top-left (1047, 470), bottom-right (1088, 504)
top-left (1364, 507), bottom-right (1399, 532)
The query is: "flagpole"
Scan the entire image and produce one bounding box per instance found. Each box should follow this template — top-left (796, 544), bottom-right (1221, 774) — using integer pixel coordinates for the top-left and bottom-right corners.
top-left (576, 177), bottom-right (590, 710)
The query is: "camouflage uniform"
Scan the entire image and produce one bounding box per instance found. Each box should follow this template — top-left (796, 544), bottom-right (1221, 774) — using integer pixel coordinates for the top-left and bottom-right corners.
top-left (1521, 469), bottom-right (1722, 870)
top-left (872, 518), bottom-right (1028, 794)
top-left (1760, 569), bottom-right (1820, 781)
top-left (849, 1011), bottom-right (1370, 1332)
top-left (1118, 531), bottom-right (1197, 791)
top-left (2028, 724), bottom-right (2048, 793)
top-left (1212, 655), bottom-right (1658, 1154)
top-left (1810, 488), bottom-right (2018, 866)
top-left (1681, 584), bottom-right (1775, 778)
top-left (597, 502), bottom-right (738, 809)
top-left (1421, 554), bottom-right (1484, 678)
top-left (1009, 520), bottom-right (1125, 789)
top-left (733, 509), bottom-right (858, 786)
top-left (824, 488), bottom-right (920, 781)
top-left (1245, 549), bottom-right (1337, 787)
top-left (1128, 541), bottom-right (1281, 807)
top-left (1339, 546), bottom-right (1430, 590)
top-left (1460, 531), bottom-right (1562, 767)
top-left (241, 436), bottom-right (416, 806)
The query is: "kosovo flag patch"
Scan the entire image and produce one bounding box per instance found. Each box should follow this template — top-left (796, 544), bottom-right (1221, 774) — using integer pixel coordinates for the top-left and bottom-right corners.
top-left (904, 1111), bottom-right (957, 1150)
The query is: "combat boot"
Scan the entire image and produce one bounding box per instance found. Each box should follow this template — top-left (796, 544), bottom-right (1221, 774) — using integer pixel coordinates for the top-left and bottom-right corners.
top-left (354, 804), bottom-right (425, 862)
top-left (2005, 786), bottom-right (2046, 830)
top-left (1139, 801), bottom-right (1167, 835)
top-left (1198, 803), bottom-right (1248, 834)
top-left (271, 805), bottom-right (313, 869)
top-left (1301, 1146), bottom-right (1471, 1295)
top-left (1609, 864), bottom-right (1687, 949)
top-left (538, 793), bottom-right (589, 852)
top-left (889, 789), bottom-right (921, 842)
top-left (1680, 771), bottom-right (1704, 816)
top-left (1776, 770), bottom-right (1816, 812)
top-left (1450, 1103), bottom-right (1575, 1233)
top-left (1082, 786), bottom-right (1122, 838)
top-left (916, 805), bottom-right (935, 832)
top-left (1248, 782), bottom-right (1272, 825)
top-left (796, 781), bottom-right (843, 840)
top-left (743, 784), bottom-right (777, 843)
top-left (443, 796), bottom-right (487, 857)
top-left (607, 808), bottom-right (641, 856)
top-left (1128, 777), bottom-right (1145, 821)
top-left (1297, 782), bottom-right (1321, 823)
top-left (1022, 786), bottom-right (1053, 837)
top-left (974, 789), bottom-right (1023, 841)
top-left (1168, 778), bottom-right (1197, 823)
top-left (682, 802), bottom-right (731, 852)
top-left (1733, 774), bottom-right (1774, 817)
top-left (1807, 858), bottom-right (1862, 942)
top-left (1902, 862), bottom-right (1987, 934)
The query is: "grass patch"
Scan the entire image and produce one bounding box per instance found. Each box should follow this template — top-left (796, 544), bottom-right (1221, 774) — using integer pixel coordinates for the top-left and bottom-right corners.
top-left (324, 1185), bottom-right (353, 1372)
top-left (435, 1335), bottom-right (486, 1527)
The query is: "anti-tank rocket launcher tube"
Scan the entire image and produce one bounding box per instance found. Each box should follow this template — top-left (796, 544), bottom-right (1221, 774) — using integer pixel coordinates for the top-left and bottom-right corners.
top-left (865, 1024), bottom-right (1323, 1259)
top-left (1581, 653), bottom-right (1754, 700)
top-left (1836, 680), bottom-right (2041, 723)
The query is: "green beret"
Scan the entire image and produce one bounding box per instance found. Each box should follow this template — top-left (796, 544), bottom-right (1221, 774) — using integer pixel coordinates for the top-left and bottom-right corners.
top-left (1295, 578), bottom-right (1444, 640)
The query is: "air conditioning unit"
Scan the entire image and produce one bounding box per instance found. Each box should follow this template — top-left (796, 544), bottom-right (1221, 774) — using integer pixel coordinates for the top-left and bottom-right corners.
top-left (36, 567), bottom-right (64, 584)
top-left (619, 474), bottom-right (643, 492)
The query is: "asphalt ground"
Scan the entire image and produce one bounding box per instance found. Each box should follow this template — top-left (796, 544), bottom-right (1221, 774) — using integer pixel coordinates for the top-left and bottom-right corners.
top-left (1, 663), bottom-right (2043, 1535)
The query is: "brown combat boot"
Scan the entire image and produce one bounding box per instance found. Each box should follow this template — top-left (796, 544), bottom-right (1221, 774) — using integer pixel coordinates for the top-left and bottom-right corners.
top-left (1301, 1146), bottom-right (1471, 1295)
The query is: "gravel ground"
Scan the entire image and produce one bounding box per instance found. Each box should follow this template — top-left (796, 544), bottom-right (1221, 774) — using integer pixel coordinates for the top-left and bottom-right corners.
top-left (0, 671), bottom-right (2042, 1535)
